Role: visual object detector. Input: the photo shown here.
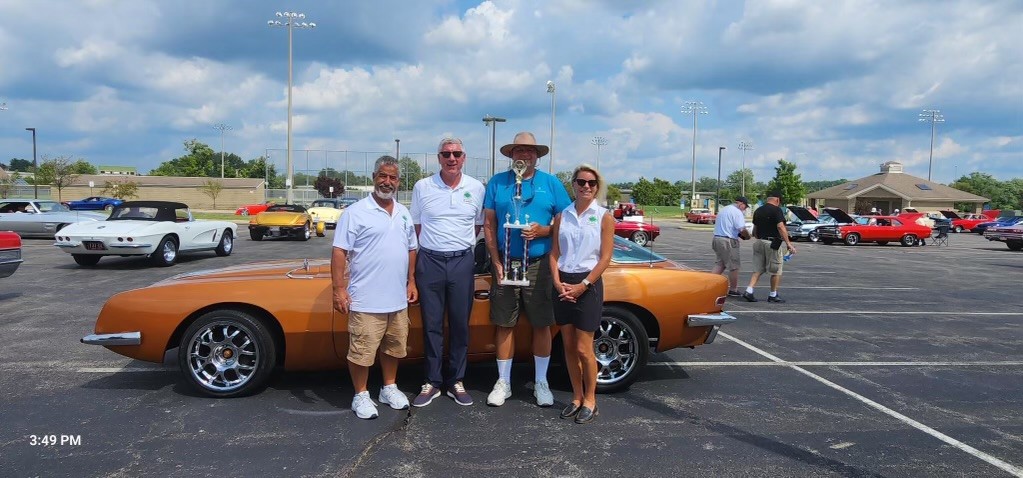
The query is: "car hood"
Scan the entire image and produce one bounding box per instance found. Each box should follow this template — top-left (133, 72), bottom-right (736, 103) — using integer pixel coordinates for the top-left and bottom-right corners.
top-left (787, 206), bottom-right (818, 223)
top-left (822, 207), bottom-right (855, 224)
top-left (159, 259), bottom-right (329, 284)
top-left (307, 207), bottom-right (341, 215)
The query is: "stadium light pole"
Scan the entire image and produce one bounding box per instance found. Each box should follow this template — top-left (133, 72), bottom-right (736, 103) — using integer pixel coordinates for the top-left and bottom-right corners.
top-left (715, 146), bottom-right (726, 214)
top-left (918, 109), bottom-right (945, 181)
top-left (213, 123), bottom-right (232, 178)
top-left (546, 81), bottom-right (556, 173)
top-left (591, 136), bottom-right (607, 171)
top-left (268, 11), bottom-right (316, 204)
top-left (25, 127), bottom-right (37, 198)
top-left (737, 140), bottom-right (754, 197)
top-left (482, 115), bottom-right (506, 178)
top-left (680, 101), bottom-right (708, 208)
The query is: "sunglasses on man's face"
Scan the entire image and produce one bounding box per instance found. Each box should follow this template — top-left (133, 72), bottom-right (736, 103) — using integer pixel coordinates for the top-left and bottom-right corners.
top-left (439, 151), bottom-right (464, 158)
top-left (574, 178), bottom-right (598, 188)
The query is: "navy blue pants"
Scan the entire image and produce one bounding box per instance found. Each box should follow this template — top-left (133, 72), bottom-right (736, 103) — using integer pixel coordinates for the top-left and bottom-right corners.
top-left (415, 248), bottom-right (475, 389)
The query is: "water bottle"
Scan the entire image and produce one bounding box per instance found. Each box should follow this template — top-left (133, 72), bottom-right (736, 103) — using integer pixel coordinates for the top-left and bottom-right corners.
top-left (783, 252), bottom-right (793, 262)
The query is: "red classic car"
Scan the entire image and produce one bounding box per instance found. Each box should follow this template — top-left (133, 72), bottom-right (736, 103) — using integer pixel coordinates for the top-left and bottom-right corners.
top-left (983, 224), bottom-right (1023, 251)
top-left (0, 231), bottom-right (23, 278)
top-left (685, 208), bottom-right (716, 224)
top-left (235, 201), bottom-right (276, 216)
top-left (940, 210), bottom-right (1000, 233)
top-left (614, 220), bottom-right (661, 246)
top-left (818, 210), bottom-right (931, 246)
top-left (612, 202), bottom-right (644, 220)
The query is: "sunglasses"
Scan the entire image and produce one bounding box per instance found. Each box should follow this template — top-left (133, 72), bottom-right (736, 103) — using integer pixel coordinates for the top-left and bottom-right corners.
top-left (439, 151), bottom-right (464, 158)
top-left (574, 178), bottom-right (598, 188)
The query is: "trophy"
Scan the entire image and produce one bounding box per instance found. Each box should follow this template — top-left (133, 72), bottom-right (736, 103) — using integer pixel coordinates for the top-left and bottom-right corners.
top-left (501, 160), bottom-right (531, 286)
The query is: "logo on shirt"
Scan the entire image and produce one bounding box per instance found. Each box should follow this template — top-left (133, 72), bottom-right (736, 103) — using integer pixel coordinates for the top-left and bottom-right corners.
top-left (588, 215), bottom-right (598, 224)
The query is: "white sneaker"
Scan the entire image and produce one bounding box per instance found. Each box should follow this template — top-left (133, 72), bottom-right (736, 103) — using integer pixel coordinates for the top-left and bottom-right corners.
top-left (487, 379), bottom-right (512, 407)
top-left (378, 385), bottom-right (409, 410)
top-left (534, 381), bottom-right (554, 407)
top-left (351, 391), bottom-right (378, 419)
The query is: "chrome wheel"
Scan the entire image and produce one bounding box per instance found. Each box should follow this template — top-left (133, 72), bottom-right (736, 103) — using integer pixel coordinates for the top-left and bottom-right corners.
top-left (594, 307), bottom-right (649, 392)
top-left (808, 230), bottom-right (820, 242)
top-left (630, 231), bottom-right (649, 246)
top-left (150, 236), bottom-right (178, 266)
top-left (215, 230), bottom-right (233, 256)
top-left (178, 311), bottom-right (276, 397)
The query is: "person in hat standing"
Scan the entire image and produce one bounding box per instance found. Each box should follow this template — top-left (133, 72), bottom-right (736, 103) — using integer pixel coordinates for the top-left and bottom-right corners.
top-left (743, 191), bottom-right (797, 303)
top-left (711, 196), bottom-right (752, 297)
top-left (482, 132), bottom-right (572, 408)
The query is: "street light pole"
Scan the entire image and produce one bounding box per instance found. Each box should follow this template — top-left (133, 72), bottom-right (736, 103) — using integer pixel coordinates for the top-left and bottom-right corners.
top-left (737, 140), bottom-right (754, 197)
top-left (591, 136), bottom-right (607, 171)
top-left (25, 127), bottom-right (37, 199)
top-left (715, 147), bottom-right (726, 214)
top-left (680, 101), bottom-right (708, 208)
top-left (918, 109), bottom-right (945, 181)
top-left (268, 11), bottom-right (316, 204)
top-left (213, 123), bottom-right (232, 178)
top-left (546, 81), bottom-right (556, 173)
top-left (482, 115), bottom-right (506, 178)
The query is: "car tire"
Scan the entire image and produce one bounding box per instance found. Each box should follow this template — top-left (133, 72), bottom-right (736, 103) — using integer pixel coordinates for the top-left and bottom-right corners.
top-left (844, 233), bottom-right (860, 246)
top-left (630, 231), bottom-right (649, 247)
top-left (300, 222), bottom-right (311, 241)
top-left (900, 235), bottom-right (917, 247)
top-left (177, 309), bottom-right (277, 398)
top-left (104, 204), bottom-right (113, 212)
top-left (240, 209), bottom-right (249, 216)
top-left (1008, 241), bottom-right (1023, 251)
top-left (595, 306), bottom-right (649, 393)
top-left (72, 254), bottom-right (101, 266)
top-left (808, 230), bottom-right (820, 242)
top-left (150, 236), bottom-right (178, 267)
top-left (215, 230), bottom-right (234, 256)
top-left (954, 225), bottom-right (963, 233)
top-left (249, 229), bottom-right (264, 241)
top-left (315, 221), bottom-right (326, 237)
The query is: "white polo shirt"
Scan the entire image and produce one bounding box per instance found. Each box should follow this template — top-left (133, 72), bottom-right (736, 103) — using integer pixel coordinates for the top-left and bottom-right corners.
top-left (333, 195), bottom-right (418, 313)
top-left (556, 200), bottom-right (608, 273)
top-left (410, 173), bottom-right (484, 252)
top-left (713, 204), bottom-right (746, 239)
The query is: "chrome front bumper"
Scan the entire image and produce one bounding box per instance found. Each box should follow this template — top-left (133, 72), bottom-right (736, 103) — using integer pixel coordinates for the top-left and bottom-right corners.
top-left (687, 312), bottom-right (738, 344)
top-left (81, 332), bottom-right (142, 346)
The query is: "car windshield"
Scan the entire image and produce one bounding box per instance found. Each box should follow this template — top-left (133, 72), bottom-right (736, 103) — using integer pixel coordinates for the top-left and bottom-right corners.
top-left (266, 205), bottom-right (305, 213)
top-left (339, 198), bottom-right (358, 207)
top-left (35, 201), bottom-right (70, 212)
top-left (611, 236), bottom-right (667, 264)
top-left (310, 200), bottom-right (337, 208)
top-left (109, 206), bottom-right (160, 220)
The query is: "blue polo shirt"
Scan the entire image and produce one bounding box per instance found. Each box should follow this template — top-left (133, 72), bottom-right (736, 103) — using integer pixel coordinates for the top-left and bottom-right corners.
top-left (484, 169), bottom-right (572, 258)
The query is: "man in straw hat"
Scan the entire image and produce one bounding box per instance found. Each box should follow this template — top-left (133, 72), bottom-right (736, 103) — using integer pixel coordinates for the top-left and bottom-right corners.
top-left (482, 132), bottom-right (572, 408)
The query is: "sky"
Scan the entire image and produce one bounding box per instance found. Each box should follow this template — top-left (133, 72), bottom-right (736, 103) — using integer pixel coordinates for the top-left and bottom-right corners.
top-left (1, 0), bottom-right (1021, 187)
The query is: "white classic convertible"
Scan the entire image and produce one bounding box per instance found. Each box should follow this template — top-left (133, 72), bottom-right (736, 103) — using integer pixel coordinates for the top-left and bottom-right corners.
top-left (54, 201), bottom-right (237, 267)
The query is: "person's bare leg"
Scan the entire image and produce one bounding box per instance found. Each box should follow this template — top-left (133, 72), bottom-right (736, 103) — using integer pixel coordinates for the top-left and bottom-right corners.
top-left (495, 326), bottom-right (514, 360)
top-left (348, 361), bottom-right (369, 393)
top-left (575, 331), bottom-right (598, 408)
top-left (560, 326), bottom-right (583, 406)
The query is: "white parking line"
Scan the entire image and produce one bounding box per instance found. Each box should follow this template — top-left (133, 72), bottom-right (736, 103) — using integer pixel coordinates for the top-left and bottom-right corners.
top-left (778, 286), bottom-right (919, 290)
top-left (730, 310), bottom-right (1023, 315)
top-left (77, 367), bottom-right (173, 373)
top-left (719, 331), bottom-right (1023, 477)
top-left (649, 361), bottom-right (1023, 367)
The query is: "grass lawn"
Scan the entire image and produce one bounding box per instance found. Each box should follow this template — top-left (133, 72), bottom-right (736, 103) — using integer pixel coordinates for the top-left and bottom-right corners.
top-left (194, 212), bottom-right (247, 222)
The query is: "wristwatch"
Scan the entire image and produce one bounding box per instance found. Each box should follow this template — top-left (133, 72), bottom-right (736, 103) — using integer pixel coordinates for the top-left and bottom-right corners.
top-left (581, 279), bottom-right (592, 289)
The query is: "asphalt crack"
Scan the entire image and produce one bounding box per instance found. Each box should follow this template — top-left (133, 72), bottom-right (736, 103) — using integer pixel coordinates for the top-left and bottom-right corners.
top-left (338, 407), bottom-right (414, 478)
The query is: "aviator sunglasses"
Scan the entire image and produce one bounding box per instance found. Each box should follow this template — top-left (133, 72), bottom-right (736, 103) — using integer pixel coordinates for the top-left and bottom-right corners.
top-left (574, 178), bottom-right (598, 188)
top-left (439, 151), bottom-right (464, 158)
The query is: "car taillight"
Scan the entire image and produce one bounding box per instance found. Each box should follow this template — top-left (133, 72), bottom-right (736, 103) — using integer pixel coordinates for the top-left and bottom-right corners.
top-left (117, 237), bottom-right (124, 242)
top-left (127, 237), bottom-right (133, 242)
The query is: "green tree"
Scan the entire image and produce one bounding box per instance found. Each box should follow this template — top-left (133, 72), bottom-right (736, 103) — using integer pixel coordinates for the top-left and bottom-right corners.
top-left (805, 179), bottom-right (847, 194)
top-left (150, 139), bottom-right (216, 177)
top-left (101, 180), bottom-right (140, 200)
top-left (197, 179), bottom-right (224, 209)
top-left (949, 172), bottom-right (1018, 210)
top-left (555, 171), bottom-right (574, 199)
top-left (7, 158), bottom-right (32, 172)
top-left (238, 156), bottom-right (282, 188)
top-left (69, 159), bottom-right (98, 175)
top-left (606, 184), bottom-right (622, 205)
top-left (631, 177), bottom-right (681, 206)
top-left (764, 159), bottom-right (807, 205)
top-left (35, 156), bottom-right (81, 202)
top-left (399, 157), bottom-right (424, 191)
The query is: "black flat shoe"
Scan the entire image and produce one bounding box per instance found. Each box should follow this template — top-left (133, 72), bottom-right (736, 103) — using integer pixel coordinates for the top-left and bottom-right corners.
top-left (560, 402), bottom-right (581, 419)
top-left (574, 406), bottom-right (598, 424)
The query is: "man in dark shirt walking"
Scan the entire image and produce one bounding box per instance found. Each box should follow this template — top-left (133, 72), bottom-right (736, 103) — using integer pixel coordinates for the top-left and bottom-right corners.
top-left (743, 192), bottom-right (797, 303)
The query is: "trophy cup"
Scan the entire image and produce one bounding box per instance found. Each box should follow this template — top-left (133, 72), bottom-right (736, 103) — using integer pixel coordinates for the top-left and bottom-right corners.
top-left (500, 160), bottom-right (531, 286)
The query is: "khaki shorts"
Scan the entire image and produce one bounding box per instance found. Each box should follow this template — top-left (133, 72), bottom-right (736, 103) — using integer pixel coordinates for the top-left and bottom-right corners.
top-left (752, 239), bottom-right (786, 276)
top-left (490, 255), bottom-right (556, 328)
top-left (347, 309), bottom-right (410, 367)
top-left (712, 236), bottom-right (741, 271)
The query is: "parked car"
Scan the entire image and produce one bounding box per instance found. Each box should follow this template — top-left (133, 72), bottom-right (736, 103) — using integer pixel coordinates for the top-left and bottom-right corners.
top-left (0, 231), bottom-right (23, 278)
top-left (235, 201), bottom-right (276, 216)
top-left (80, 236), bottom-right (737, 397)
top-left (983, 223), bottom-right (1023, 251)
top-left (786, 206), bottom-right (839, 242)
top-left (818, 212), bottom-right (931, 246)
top-left (54, 201), bottom-right (237, 267)
top-left (940, 210), bottom-right (1000, 233)
top-left (305, 197), bottom-right (358, 230)
top-left (973, 216), bottom-right (1023, 235)
top-left (614, 219), bottom-right (661, 246)
top-left (612, 202), bottom-right (644, 221)
top-left (0, 199), bottom-right (108, 238)
top-left (66, 196), bottom-right (123, 212)
top-left (248, 204), bottom-right (323, 241)
top-left (685, 208), bottom-right (716, 224)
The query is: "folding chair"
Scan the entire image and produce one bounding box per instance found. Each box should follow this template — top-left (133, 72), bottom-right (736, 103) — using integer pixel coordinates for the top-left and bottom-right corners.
top-left (931, 224), bottom-right (950, 246)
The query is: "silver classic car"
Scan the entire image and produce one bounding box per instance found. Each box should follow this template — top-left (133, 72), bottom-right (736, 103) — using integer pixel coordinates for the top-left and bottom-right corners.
top-left (0, 199), bottom-right (108, 238)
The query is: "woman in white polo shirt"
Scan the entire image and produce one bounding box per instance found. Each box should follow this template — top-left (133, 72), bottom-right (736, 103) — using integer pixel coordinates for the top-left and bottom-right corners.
top-left (548, 164), bottom-right (614, 424)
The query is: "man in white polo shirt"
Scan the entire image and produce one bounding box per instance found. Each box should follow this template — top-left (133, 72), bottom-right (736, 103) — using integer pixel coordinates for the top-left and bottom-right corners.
top-left (332, 155), bottom-right (418, 420)
top-left (409, 137), bottom-right (485, 407)
top-left (711, 196), bottom-right (751, 296)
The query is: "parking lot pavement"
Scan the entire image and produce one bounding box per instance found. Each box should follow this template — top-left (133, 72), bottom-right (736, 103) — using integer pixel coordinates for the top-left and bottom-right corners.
top-left (2, 226), bottom-right (1022, 476)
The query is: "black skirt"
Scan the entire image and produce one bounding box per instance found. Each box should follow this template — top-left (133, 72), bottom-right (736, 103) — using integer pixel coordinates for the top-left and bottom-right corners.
top-left (552, 270), bottom-right (603, 333)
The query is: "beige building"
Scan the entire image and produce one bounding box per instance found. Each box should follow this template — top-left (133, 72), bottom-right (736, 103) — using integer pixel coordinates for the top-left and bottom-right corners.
top-left (62, 175), bottom-right (265, 210)
top-left (807, 162), bottom-right (989, 214)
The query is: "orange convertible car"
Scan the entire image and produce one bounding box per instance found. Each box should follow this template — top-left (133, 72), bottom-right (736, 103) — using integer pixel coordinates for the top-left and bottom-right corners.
top-left (82, 237), bottom-right (736, 397)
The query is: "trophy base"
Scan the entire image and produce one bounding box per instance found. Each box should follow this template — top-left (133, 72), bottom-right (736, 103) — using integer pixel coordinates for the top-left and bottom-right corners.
top-left (503, 223), bottom-right (529, 229)
top-left (499, 279), bottom-right (531, 287)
